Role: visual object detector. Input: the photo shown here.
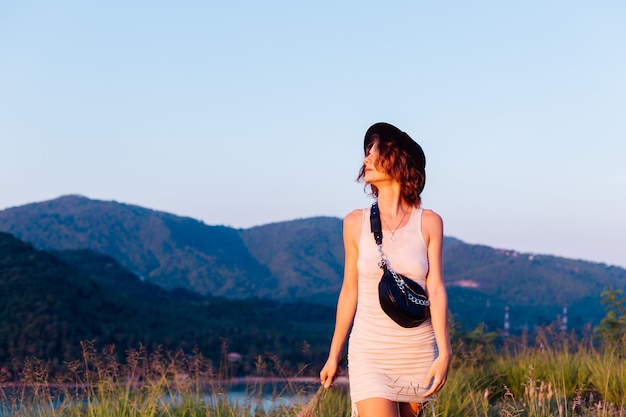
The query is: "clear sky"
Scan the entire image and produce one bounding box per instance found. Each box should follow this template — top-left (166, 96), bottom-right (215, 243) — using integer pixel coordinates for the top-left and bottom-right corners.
top-left (1, 1), bottom-right (625, 268)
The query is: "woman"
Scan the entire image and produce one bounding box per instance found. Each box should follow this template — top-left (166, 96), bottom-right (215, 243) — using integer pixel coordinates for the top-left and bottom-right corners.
top-left (320, 122), bottom-right (451, 417)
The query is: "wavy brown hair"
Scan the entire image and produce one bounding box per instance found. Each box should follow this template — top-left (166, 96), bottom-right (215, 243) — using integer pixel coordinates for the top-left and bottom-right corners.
top-left (357, 134), bottom-right (426, 207)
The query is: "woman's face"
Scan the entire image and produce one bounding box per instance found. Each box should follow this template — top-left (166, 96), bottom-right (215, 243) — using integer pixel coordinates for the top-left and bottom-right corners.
top-left (363, 141), bottom-right (391, 184)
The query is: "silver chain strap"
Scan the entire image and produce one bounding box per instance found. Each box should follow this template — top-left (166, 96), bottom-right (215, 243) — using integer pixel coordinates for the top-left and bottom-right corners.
top-left (377, 245), bottom-right (430, 307)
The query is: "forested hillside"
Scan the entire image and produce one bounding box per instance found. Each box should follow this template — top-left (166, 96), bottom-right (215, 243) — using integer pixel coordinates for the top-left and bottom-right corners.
top-left (1, 195), bottom-right (625, 333)
top-left (0, 232), bottom-right (334, 372)
top-left (0, 195), bottom-right (277, 297)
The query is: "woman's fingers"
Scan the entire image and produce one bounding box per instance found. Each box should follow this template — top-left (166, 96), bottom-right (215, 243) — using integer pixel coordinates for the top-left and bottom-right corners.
top-left (320, 366), bottom-right (341, 388)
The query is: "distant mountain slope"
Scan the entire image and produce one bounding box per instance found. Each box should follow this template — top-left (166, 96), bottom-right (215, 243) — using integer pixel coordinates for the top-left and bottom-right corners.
top-left (0, 232), bottom-right (141, 363)
top-left (0, 232), bottom-right (334, 370)
top-left (240, 216), bottom-right (344, 302)
top-left (0, 195), bottom-right (276, 298)
top-left (1, 195), bottom-right (625, 332)
top-left (445, 244), bottom-right (622, 305)
top-left (443, 244), bottom-right (626, 330)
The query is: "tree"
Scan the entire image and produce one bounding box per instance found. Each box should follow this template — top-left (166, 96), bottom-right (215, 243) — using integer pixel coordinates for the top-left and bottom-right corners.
top-left (594, 287), bottom-right (626, 356)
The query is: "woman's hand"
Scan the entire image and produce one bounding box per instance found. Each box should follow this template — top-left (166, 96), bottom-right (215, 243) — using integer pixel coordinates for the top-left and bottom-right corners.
top-left (319, 359), bottom-right (341, 389)
top-left (421, 354), bottom-right (451, 397)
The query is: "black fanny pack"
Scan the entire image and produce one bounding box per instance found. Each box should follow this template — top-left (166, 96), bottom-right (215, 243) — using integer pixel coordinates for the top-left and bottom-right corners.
top-left (370, 202), bottom-right (430, 328)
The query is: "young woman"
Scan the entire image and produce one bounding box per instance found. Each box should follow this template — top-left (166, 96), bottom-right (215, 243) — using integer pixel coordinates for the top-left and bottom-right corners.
top-left (320, 122), bottom-right (451, 417)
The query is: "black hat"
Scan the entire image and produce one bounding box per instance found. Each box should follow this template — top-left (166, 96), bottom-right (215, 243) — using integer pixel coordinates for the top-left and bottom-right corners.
top-left (364, 122), bottom-right (426, 171)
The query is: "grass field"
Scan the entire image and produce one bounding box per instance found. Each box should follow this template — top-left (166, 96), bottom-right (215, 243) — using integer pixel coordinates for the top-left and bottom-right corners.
top-left (1, 327), bottom-right (625, 417)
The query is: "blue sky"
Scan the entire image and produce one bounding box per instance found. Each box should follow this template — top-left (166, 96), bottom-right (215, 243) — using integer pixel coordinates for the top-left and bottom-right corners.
top-left (1, 1), bottom-right (625, 268)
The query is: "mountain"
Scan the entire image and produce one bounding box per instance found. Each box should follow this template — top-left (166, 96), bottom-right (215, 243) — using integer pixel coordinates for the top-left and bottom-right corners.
top-left (0, 232), bottom-right (131, 364)
top-left (240, 216), bottom-right (344, 304)
top-left (443, 242), bottom-right (626, 330)
top-left (0, 232), bottom-right (334, 370)
top-left (1, 195), bottom-right (625, 332)
top-left (0, 195), bottom-right (277, 298)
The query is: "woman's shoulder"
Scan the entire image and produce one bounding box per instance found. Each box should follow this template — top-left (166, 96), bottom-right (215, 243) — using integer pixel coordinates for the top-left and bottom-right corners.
top-left (343, 208), bottom-right (364, 227)
top-left (421, 208), bottom-right (442, 222)
top-left (343, 208), bottom-right (365, 244)
top-left (420, 208), bottom-right (443, 231)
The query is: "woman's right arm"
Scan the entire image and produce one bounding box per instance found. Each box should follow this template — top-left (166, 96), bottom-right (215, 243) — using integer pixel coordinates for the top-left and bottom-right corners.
top-left (319, 209), bottom-right (361, 388)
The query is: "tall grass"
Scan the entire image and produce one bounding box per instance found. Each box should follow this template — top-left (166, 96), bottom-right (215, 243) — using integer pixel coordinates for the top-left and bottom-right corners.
top-left (0, 340), bottom-right (340, 417)
top-left (1, 330), bottom-right (625, 417)
top-left (434, 326), bottom-right (626, 417)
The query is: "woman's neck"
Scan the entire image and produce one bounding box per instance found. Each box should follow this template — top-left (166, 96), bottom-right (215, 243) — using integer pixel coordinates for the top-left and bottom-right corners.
top-left (376, 189), bottom-right (410, 218)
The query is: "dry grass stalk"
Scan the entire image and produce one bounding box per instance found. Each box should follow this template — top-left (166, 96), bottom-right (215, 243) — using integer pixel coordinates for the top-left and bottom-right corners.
top-left (297, 385), bottom-right (327, 417)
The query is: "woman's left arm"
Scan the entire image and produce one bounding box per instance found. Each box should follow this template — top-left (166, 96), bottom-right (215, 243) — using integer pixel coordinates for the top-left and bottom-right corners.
top-left (421, 209), bottom-right (452, 398)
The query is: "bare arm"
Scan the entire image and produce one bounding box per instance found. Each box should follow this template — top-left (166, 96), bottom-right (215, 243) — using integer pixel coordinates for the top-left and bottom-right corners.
top-left (319, 209), bottom-right (361, 388)
top-left (421, 209), bottom-right (452, 397)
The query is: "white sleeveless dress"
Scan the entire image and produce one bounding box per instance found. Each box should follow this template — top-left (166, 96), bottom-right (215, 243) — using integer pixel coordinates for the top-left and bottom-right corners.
top-left (348, 206), bottom-right (437, 415)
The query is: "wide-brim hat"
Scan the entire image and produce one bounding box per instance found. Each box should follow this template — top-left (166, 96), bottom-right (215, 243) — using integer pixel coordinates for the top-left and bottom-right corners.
top-left (364, 122), bottom-right (426, 171)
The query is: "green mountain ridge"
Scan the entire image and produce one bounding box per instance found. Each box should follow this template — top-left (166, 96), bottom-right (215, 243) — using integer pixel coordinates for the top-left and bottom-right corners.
top-left (1, 194), bottom-right (625, 332)
top-left (0, 232), bottom-right (334, 370)
top-left (241, 216), bottom-right (344, 302)
top-left (0, 195), bottom-right (276, 298)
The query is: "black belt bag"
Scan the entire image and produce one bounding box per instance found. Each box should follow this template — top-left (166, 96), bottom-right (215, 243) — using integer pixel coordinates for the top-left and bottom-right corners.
top-left (370, 202), bottom-right (430, 328)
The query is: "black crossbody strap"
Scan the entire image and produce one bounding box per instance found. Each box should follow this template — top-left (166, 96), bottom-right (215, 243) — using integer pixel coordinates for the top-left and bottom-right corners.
top-left (370, 202), bottom-right (383, 245)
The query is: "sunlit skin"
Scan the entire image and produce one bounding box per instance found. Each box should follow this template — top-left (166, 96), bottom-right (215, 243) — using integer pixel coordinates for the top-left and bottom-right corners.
top-left (320, 139), bottom-right (451, 417)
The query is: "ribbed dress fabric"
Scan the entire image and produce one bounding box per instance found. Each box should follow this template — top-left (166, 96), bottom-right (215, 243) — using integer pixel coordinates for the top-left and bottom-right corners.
top-left (347, 207), bottom-right (437, 415)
